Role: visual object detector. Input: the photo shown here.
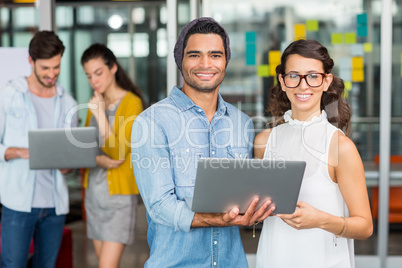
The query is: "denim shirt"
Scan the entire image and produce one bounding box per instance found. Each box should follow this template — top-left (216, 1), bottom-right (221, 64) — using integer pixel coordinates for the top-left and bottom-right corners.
top-left (131, 87), bottom-right (254, 267)
top-left (0, 77), bottom-right (78, 215)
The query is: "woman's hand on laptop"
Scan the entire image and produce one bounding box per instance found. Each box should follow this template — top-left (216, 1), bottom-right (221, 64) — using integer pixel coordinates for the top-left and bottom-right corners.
top-left (277, 201), bottom-right (322, 230)
top-left (59, 169), bottom-right (74, 174)
top-left (96, 155), bottom-right (124, 169)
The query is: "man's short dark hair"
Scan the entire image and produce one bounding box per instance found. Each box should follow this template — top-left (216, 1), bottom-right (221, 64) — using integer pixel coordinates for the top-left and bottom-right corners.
top-left (29, 31), bottom-right (65, 61)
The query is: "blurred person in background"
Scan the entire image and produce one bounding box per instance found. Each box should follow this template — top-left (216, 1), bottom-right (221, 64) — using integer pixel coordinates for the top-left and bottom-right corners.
top-left (81, 43), bottom-right (145, 268)
top-left (0, 31), bottom-right (78, 268)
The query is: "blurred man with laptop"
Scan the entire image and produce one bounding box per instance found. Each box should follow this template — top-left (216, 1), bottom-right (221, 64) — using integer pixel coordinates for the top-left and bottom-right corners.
top-left (0, 31), bottom-right (78, 268)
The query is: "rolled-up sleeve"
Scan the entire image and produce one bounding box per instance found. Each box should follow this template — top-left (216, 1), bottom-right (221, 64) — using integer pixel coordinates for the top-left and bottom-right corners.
top-left (131, 114), bottom-right (195, 232)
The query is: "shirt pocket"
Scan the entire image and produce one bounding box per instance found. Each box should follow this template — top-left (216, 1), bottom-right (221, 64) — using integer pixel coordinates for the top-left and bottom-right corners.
top-left (171, 147), bottom-right (205, 187)
top-left (227, 145), bottom-right (250, 159)
top-left (6, 107), bottom-right (26, 132)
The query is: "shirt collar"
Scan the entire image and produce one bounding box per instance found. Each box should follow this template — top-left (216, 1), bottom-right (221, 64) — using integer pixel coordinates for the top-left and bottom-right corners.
top-left (169, 86), bottom-right (229, 115)
top-left (18, 77), bottom-right (64, 97)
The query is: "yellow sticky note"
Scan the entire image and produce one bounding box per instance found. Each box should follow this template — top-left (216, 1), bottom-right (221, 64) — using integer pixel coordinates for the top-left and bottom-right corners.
top-left (331, 33), bottom-right (343, 44)
top-left (257, 65), bottom-right (270, 77)
top-left (294, 24), bottom-right (306, 40)
top-left (364, 43), bottom-right (373, 53)
top-left (306, 20), bottom-right (319, 31)
top-left (344, 81), bottom-right (352, 91)
top-left (269, 51), bottom-right (281, 65)
top-left (352, 69), bottom-right (364, 82)
top-left (269, 64), bottom-right (278, 76)
top-left (345, 32), bottom-right (356, 44)
top-left (352, 57), bottom-right (364, 69)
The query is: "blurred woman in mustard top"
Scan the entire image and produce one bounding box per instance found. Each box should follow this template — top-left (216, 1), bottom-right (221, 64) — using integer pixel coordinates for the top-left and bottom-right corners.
top-left (81, 43), bottom-right (145, 268)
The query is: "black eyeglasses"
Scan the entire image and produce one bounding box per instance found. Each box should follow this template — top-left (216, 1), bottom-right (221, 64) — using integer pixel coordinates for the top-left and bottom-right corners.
top-left (282, 73), bottom-right (326, 88)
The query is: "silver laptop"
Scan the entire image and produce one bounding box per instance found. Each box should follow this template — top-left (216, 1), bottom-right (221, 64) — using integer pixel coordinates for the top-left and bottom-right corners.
top-left (28, 127), bottom-right (97, 169)
top-left (186, 158), bottom-right (306, 214)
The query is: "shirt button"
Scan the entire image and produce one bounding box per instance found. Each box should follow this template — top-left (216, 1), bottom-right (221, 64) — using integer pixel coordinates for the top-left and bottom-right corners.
top-left (198, 109), bottom-right (202, 113)
top-left (212, 151), bottom-right (215, 155)
top-left (214, 241), bottom-right (217, 244)
top-left (186, 148), bottom-right (190, 152)
top-left (213, 262), bottom-right (217, 266)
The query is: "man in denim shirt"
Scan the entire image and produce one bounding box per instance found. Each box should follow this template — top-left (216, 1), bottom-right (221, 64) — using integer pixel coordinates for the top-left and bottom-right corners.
top-left (131, 17), bottom-right (274, 267)
top-left (0, 31), bottom-right (78, 267)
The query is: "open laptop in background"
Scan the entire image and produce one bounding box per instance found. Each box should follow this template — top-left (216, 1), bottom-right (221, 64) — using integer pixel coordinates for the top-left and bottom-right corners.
top-left (185, 158), bottom-right (306, 214)
top-left (28, 127), bottom-right (97, 169)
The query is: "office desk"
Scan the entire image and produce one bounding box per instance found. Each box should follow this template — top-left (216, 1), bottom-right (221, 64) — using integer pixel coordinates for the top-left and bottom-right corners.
top-left (363, 161), bottom-right (402, 186)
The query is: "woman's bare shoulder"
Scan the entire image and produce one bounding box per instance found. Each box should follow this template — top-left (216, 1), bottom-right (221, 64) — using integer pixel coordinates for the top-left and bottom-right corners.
top-left (329, 130), bottom-right (361, 168)
top-left (254, 128), bottom-right (272, 159)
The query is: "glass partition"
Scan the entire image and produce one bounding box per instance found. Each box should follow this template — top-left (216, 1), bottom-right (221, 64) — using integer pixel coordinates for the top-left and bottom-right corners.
top-left (0, 5), bottom-right (37, 46)
top-left (0, 2), bottom-right (168, 125)
top-left (54, 2), bottom-right (167, 125)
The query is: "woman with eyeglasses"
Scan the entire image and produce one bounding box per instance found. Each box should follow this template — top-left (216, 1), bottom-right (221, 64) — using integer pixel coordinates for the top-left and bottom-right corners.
top-left (254, 39), bottom-right (372, 267)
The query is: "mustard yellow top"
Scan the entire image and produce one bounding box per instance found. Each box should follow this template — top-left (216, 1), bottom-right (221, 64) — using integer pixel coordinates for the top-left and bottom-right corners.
top-left (83, 92), bottom-right (143, 195)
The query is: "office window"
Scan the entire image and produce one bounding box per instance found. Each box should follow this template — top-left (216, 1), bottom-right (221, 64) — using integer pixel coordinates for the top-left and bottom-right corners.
top-left (56, 6), bottom-right (73, 27)
top-left (157, 28), bottom-right (168, 57)
top-left (14, 7), bottom-right (37, 28)
top-left (108, 33), bottom-right (131, 58)
top-left (1, 8), bottom-right (9, 27)
top-left (14, 32), bottom-right (34, 47)
top-left (77, 6), bottom-right (95, 25)
top-left (132, 7), bottom-right (145, 24)
top-left (159, 5), bottom-right (167, 25)
top-left (1, 33), bottom-right (10, 46)
top-left (133, 33), bottom-right (149, 58)
top-left (178, 3), bottom-right (190, 24)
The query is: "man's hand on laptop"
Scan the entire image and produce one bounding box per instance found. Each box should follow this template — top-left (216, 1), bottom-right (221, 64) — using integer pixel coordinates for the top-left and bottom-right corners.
top-left (222, 198), bottom-right (275, 226)
top-left (191, 198), bottom-right (275, 227)
top-left (4, 147), bottom-right (29, 161)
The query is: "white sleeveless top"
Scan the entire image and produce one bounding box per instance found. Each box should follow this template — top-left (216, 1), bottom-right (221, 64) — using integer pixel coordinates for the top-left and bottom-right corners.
top-left (256, 110), bottom-right (354, 268)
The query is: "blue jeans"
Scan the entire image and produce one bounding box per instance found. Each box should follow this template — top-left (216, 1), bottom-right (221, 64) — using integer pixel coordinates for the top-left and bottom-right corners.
top-left (1, 206), bottom-right (66, 268)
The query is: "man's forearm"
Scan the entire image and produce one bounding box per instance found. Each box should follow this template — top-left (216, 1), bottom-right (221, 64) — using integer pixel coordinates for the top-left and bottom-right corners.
top-left (191, 208), bottom-right (241, 228)
top-left (191, 213), bottom-right (227, 228)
